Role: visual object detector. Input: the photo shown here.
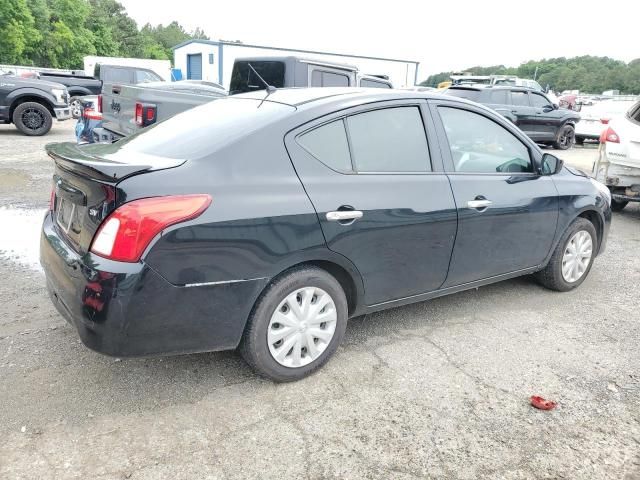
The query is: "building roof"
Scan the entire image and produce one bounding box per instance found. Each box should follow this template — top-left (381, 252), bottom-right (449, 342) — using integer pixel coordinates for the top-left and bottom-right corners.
top-left (172, 39), bottom-right (419, 65)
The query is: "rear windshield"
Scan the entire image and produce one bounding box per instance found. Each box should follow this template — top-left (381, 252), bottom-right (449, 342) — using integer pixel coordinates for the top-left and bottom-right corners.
top-left (229, 61), bottom-right (285, 95)
top-left (86, 98), bottom-right (294, 161)
top-left (444, 89), bottom-right (481, 101)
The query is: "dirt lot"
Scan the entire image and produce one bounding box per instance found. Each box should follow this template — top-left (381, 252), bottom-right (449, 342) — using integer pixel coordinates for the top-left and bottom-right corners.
top-left (1, 121), bottom-right (639, 480)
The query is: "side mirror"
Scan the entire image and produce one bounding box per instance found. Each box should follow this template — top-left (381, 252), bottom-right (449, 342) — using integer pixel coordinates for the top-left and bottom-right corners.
top-left (541, 153), bottom-right (564, 175)
top-left (553, 103), bottom-right (559, 110)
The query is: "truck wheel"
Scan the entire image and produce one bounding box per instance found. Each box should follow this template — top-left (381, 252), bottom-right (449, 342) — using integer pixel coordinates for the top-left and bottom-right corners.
top-left (553, 124), bottom-right (575, 150)
top-left (610, 199), bottom-right (628, 212)
top-left (70, 97), bottom-right (82, 119)
top-left (13, 102), bottom-right (53, 136)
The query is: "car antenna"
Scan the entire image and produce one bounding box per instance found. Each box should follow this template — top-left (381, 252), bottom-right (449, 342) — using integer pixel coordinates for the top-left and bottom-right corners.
top-left (248, 63), bottom-right (276, 107)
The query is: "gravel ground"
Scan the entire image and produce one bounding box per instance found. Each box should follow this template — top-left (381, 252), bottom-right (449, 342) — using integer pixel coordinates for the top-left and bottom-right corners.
top-left (0, 122), bottom-right (639, 479)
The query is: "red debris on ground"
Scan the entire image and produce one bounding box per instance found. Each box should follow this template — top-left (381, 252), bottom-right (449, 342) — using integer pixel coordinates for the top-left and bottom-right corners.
top-left (530, 396), bottom-right (557, 410)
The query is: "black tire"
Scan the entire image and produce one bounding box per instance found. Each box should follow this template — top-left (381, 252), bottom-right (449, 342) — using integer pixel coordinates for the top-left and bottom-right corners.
top-left (12, 101), bottom-right (53, 136)
top-left (239, 266), bottom-right (348, 382)
top-left (553, 124), bottom-right (575, 150)
top-left (535, 217), bottom-right (597, 292)
top-left (69, 96), bottom-right (82, 119)
top-left (610, 199), bottom-right (628, 212)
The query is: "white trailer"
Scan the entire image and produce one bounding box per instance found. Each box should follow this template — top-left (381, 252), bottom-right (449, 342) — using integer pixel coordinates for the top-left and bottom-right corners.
top-left (172, 40), bottom-right (419, 89)
top-left (83, 56), bottom-right (172, 81)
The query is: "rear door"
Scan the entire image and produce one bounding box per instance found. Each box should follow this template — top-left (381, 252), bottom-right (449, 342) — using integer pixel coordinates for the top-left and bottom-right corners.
top-left (429, 100), bottom-right (558, 287)
top-left (285, 100), bottom-right (457, 306)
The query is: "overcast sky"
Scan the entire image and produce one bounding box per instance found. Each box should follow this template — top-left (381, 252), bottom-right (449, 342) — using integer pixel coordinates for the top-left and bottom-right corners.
top-left (119, 0), bottom-right (639, 81)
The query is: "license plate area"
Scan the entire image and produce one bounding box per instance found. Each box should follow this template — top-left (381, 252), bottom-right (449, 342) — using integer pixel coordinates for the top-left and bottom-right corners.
top-left (56, 197), bottom-right (76, 234)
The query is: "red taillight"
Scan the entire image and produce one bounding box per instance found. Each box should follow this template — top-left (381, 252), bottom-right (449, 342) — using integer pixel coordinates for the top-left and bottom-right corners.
top-left (90, 195), bottom-right (212, 262)
top-left (600, 118), bottom-right (610, 125)
top-left (97, 94), bottom-right (102, 113)
top-left (600, 126), bottom-right (620, 143)
top-left (83, 108), bottom-right (102, 120)
top-left (135, 103), bottom-right (156, 126)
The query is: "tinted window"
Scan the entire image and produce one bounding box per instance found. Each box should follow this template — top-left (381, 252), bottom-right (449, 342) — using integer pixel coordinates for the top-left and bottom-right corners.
top-left (347, 107), bottom-right (430, 172)
top-left (438, 107), bottom-right (532, 174)
top-left (102, 68), bottom-right (131, 84)
top-left (311, 70), bottom-right (349, 87)
top-left (229, 61), bottom-right (285, 94)
top-left (486, 89), bottom-right (508, 104)
top-left (445, 89), bottom-right (481, 101)
top-left (530, 93), bottom-right (551, 108)
top-left (298, 120), bottom-right (352, 172)
top-left (511, 91), bottom-right (529, 106)
top-left (135, 70), bottom-right (162, 84)
top-left (360, 79), bottom-right (391, 88)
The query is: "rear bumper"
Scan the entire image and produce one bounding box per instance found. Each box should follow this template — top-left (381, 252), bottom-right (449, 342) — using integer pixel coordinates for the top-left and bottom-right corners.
top-left (40, 213), bottom-right (267, 357)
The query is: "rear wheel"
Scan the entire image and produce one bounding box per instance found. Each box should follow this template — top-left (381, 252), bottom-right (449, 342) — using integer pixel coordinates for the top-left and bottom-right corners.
top-left (553, 124), bottom-right (575, 150)
top-left (239, 266), bottom-right (348, 382)
top-left (12, 101), bottom-right (53, 136)
top-left (610, 198), bottom-right (628, 212)
top-left (535, 217), bottom-right (597, 292)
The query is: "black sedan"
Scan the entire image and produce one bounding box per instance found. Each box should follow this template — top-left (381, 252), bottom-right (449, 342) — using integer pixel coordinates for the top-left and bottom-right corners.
top-left (41, 88), bottom-right (611, 382)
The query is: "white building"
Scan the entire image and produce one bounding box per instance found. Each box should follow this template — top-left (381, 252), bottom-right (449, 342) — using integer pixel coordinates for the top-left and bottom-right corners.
top-left (172, 40), bottom-right (420, 88)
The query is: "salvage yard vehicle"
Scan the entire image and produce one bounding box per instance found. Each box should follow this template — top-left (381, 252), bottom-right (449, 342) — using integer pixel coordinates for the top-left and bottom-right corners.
top-left (41, 88), bottom-right (611, 382)
top-left (95, 80), bottom-right (226, 142)
top-left (445, 85), bottom-right (581, 150)
top-left (592, 99), bottom-right (640, 210)
top-left (575, 99), bottom-right (636, 144)
top-left (0, 69), bottom-right (71, 135)
top-left (38, 72), bottom-right (102, 118)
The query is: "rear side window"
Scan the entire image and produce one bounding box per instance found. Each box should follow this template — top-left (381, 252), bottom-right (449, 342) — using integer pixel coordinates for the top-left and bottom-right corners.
top-left (438, 107), bottom-right (532, 174)
top-left (511, 91), bottom-right (530, 106)
top-left (311, 70), bottom-right (350, 87)
top-left (102, 68), bottom-right (131, 84)
top-left (229, 61), bottom-right (285, 94)
top-left (347, 107), bottom-right (430, 172)
top-left (297, 120), bottom-right (352, 172)
top-left (486, 90), bottom-right (508, 104)
top-left (135, 70), bottom-right (161, 84)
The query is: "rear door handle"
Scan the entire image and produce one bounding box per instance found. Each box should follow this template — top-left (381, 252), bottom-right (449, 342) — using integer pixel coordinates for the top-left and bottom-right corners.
top-left (326, 210), bottom-right (363, 222)
top-left (467, 199), bottom-right (492, 210)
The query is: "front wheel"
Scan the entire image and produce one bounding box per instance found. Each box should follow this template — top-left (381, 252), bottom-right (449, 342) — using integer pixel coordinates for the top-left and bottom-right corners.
top-left (553, 124), bottom-right (575, 150)
top-left (535, 217), bottom-right (597, 292)
top-left (12, 101), bottom-right (53, 136)
top-left (70, 96), bottom-right (82, 119)
top-left (239, 266), bottom-right (348, 382)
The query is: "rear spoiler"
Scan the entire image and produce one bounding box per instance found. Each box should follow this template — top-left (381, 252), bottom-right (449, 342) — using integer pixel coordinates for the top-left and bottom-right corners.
top-left (46, 142), bottom-right (185, 183)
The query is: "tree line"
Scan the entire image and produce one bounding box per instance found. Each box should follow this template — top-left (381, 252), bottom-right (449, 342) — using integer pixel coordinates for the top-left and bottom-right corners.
top-left (1, 0), bottom-right (208, 69)
top-left (420, 56), bottom-right (640, 94)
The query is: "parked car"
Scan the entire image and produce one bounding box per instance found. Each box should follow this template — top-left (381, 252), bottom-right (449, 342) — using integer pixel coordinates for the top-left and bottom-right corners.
top-left (95, 80), bottom-right (226, 142)
top-left (0, 69), bottom-right (71, 135)
top-left (592, 99), bottom-right (640, 211)
top-left (41, 88), bottom-right (611, 382)
top-left (229, 56), bottom-right (393, 95)
top-left (575, 99), bottom-right (636, 144)
top-left (445, 85), bottom-right (581, 150)
top-left (41, 65), bottom-right (164, 119)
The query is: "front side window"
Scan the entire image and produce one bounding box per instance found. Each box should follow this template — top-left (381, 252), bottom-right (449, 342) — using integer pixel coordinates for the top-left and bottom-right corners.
top-left (297, 120), bottom-right (352, 172)
top-left (347, 107), bottom-right (430, 172)
top-left (530, 93), bottom-right (552, 109)
top-left (438, 107), bottom-right (532, 174)
top-left (511, 91), bottom-right (530, 106)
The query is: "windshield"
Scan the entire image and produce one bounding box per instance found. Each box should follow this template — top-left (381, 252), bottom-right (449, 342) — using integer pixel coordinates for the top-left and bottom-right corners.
top-left (229, 61), bottom-right (285, 95)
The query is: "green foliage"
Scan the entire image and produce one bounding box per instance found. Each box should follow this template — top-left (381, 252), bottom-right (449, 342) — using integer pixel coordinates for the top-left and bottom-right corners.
top-left (420, 56), bottom-right (640, 94)
top-left (0, 0), bottom-right (209, 69)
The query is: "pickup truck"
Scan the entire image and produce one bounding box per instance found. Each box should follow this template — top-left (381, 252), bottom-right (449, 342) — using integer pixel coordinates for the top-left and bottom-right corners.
top-left (0, 69), bottom-right (71, 135)
top-left (95, 80), bottom-right (226, 142)
top-left (40, 65), bottom-right (164, 119)
top-left (229, 56), bottom-right (393, 94)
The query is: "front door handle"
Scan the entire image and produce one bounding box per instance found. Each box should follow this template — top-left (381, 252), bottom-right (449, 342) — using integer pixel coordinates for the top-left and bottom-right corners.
top-left (326, 210), bottom-right (363, 222)
top-left (467, 199), bottom-right (492, 210)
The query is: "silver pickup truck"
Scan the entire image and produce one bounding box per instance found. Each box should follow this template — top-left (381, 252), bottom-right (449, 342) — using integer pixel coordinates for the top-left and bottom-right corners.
top-left (94, 80), bottom-right (226, 142)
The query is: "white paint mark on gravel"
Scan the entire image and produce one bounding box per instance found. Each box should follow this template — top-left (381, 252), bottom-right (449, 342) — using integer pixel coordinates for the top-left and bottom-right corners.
top-left (0, 206), bottom-right (47, 272)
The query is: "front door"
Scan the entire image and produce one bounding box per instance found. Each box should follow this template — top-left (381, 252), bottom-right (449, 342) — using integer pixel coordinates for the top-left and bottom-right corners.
top-left (285, 102), bottom-right (457, 306)
top-left (430, 101), bottom-right (559, 287)
top-left (529, 91), bottom-right (558, 140)
top-left (509, 90), bottom-right (539, 139)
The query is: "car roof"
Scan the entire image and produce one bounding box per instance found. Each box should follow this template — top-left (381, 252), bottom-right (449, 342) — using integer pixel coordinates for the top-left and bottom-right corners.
top-left (448, 84), bottom-right (539, 93)
top-left (232, 87), bottom-right (443, 107)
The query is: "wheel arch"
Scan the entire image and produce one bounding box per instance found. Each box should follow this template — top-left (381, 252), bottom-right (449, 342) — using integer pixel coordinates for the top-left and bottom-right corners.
top-left (9, 95), bottom-right (55, 118)
top-left (577, 208), bottom-right (604, 253)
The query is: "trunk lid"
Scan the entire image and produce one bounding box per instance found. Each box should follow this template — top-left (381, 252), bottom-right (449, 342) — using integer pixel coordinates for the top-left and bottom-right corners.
top-left (47, 142), bottom-right (185, 254)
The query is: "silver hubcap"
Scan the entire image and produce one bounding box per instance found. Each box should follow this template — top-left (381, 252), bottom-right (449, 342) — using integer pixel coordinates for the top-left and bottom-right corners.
top-left (268, 287), bottom-right (337, 368)
top-left (562, 230), bottom-right (593, 283)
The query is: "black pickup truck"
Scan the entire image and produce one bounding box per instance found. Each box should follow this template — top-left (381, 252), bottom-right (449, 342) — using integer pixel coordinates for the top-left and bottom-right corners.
top-left (0, 70), bottom-right (71, 135)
